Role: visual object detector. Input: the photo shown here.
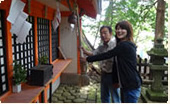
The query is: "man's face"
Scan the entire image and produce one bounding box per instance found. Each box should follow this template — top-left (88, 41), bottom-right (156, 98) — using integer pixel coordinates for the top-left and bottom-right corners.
top-left (100, 27), bottom-right (112, 43)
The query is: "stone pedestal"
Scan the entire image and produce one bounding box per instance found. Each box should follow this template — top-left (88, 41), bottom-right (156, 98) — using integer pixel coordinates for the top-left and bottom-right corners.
top-left (145, 64), bottom-right (168, 102)
top-left (146, 89), bottom-right (167, 102)
top-left (145, 38), bottom-right (168, 102)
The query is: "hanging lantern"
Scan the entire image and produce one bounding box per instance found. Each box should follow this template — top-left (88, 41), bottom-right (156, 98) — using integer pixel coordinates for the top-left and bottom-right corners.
top-left (68, 12), bottom-right (77, 24)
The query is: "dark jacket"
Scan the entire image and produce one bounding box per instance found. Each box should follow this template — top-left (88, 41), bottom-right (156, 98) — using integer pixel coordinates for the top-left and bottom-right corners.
top-left (87, 41), bottom-right (142, 90)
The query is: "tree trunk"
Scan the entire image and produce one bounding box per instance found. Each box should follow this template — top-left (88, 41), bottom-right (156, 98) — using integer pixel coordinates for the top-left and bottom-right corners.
top-left (154, 0), bottom-right (165, 43)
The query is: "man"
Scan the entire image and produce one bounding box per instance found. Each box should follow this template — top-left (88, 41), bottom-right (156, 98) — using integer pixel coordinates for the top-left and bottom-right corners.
top-left (82, 26), bottom-right (121, 103)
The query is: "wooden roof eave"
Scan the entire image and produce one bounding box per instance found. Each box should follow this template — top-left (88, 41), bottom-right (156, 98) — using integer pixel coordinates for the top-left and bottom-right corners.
top-left (35, 0), bottom-right (100, 19)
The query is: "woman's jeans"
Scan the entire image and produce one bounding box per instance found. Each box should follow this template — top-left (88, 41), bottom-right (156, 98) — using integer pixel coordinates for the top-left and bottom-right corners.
top-left (101, 73), bottom-right (121, 103)
top-left (121, 87), bottom-right (141, 103)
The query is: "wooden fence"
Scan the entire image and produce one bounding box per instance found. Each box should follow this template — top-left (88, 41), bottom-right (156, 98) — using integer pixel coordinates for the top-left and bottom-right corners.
top-left (137, 55), bottom-right (168, 85)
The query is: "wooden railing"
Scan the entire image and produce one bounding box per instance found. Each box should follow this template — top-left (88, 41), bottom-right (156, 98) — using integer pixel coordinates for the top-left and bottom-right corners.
top-left (137, 55), bottom-right (168, 85)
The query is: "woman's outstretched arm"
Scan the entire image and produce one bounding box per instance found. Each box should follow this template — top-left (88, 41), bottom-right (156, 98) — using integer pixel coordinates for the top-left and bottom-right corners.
top-left (86, 42), bottom-right (124, 62)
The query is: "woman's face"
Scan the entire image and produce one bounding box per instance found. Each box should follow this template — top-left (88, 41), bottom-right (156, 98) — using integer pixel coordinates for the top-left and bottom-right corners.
top-left (116, 25), bottom-right (127, 40)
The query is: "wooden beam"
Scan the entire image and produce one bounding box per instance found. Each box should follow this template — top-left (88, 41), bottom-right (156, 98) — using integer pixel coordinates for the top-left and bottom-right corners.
top-left (61, 11), bottom-right (72, 17)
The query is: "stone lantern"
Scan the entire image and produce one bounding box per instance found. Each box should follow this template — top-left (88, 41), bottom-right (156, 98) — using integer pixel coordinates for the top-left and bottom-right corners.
top-left (146, 38), bottom-right (168, 102)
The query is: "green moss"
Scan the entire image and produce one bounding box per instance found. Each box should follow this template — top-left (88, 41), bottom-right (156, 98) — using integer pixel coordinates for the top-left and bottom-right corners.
top-left (147, 48), bottom-right (168, 57)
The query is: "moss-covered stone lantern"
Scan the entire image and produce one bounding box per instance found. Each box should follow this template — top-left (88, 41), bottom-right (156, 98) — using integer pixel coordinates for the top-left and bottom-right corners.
top-left (146, 38), bottom-right (168, 102)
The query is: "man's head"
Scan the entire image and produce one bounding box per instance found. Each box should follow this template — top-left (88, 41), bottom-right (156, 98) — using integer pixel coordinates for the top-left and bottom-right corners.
top-left (100, 26), bottom-right (112, 44)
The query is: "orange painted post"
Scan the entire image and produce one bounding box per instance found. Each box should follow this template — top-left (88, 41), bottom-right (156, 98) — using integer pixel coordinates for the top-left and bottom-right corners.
top-left (49, 21), bottom-right (52, 64)
top-left (52, 73), bottom-right (61, 83)
top-left (38, 93), bottom-right (42, 103)
top-left (4, 0), bottom-right (13, 94)
top-left (34, 16), bottom-right (38, 66)
top-left (44, 85), bottom-right (49, 103)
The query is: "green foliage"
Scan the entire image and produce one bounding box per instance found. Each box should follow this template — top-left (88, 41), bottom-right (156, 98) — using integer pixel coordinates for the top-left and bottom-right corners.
top-left (39, 55), bottom-right (48, 64)
top-left (104, 0), bottom-right (158, 41)
top-left (13, 61), bottom-right (27, 85)
top-left (82, 0), bottom-right (168, 55)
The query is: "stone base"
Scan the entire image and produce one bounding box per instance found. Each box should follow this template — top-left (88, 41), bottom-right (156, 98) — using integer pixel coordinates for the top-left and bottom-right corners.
top-left (141, 87), bottom-right (168, 103)
top-left (61, 73), bottom-right (90, 86)
top-left (61, 73), bottom-right (81, 85)
top-left (80, 74), bottom-right (90, 86)
top-left (146, 89), bottom-right (168, 102)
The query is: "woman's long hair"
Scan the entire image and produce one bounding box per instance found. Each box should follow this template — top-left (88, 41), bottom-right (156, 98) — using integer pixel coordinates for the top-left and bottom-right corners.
top-left (115, 21), bottom-right (134, 44)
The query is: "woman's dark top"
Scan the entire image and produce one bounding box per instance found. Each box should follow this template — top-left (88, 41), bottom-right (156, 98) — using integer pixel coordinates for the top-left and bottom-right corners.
top-left (87, 41), bottom-right (142, 90)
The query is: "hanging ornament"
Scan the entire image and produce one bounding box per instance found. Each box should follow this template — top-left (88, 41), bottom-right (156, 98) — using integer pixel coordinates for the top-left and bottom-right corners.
top-left (68, 12), bottom-right (77, 24)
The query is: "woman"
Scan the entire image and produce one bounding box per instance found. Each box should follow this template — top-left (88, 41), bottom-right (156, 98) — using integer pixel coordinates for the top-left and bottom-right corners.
top-left (82, 21), bottom-right (142, 103)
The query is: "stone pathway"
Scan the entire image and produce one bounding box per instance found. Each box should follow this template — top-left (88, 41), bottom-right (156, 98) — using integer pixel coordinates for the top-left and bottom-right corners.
top-left (52, 81), bottom-right (101, 103)
top-left (52, 68), bottom-right (101, 103)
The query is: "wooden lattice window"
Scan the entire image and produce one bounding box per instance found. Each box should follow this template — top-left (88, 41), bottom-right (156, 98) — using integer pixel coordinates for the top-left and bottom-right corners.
top-left (51, 24), bottom-right (59, 61)
top-left (0, 10), bottom-right (9, 96)
top-left (12, 16), bottom-right (35, 72)
top-left (37, 17), bottom-right (50, 63)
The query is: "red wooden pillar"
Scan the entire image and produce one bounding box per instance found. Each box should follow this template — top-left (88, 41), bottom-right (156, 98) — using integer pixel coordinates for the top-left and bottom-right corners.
top-left (49, 21), bottom-right (52, 64)
top-left (34, 16), bottom-right (38, 66)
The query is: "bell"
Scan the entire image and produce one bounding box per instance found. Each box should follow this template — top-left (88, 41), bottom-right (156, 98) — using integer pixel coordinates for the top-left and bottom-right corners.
top-left (68, 12), bottom-right (77, 24)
